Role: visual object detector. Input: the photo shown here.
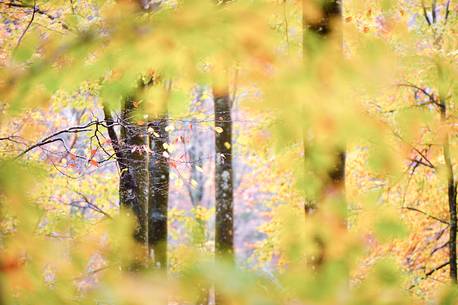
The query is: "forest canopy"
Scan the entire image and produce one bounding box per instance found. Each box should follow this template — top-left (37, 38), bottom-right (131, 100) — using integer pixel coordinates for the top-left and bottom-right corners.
top-left (0, 0), bottom-right (457, 304)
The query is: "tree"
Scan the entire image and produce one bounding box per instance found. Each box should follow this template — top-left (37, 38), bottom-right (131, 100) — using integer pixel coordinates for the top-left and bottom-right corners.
top-left (104, 81), bottom-right (150, 264)
top-left (148, 79), bottom-right (170, 269)
top-left (302, 0), bottom-right (345, 213)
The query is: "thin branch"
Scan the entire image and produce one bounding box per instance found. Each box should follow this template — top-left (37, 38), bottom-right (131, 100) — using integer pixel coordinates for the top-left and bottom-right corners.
top-left (103, 105), bottom-right (124, 163)
top-left (409, 261), bottom-right (449, 290)
top-left (421, 0), bottom-right (432, 26)
top-left (402, 206), bottom-right (449, 225)
top-left (14, 0), bottom-right (37, 52)
top-left (2, 1), bottom-right (71, 31)
top-left (74, 190), bottom-right (113, 219)
top-left (426, 261), bottom-right (449, 277)
top-left (444, 0), bottom-right (451, 25)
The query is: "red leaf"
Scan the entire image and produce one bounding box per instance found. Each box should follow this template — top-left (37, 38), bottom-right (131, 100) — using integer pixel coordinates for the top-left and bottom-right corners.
top-left (169, 160), bottom-right (177, 169)
top-left (90, 148), bottom-right (98, 158)
top-left (89, 159), bottom-right (99, 167)
top-left (1, 256), bottom-right (24, 273)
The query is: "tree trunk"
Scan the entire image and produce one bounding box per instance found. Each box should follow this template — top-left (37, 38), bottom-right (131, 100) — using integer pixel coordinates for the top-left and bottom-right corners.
top-left (120, 98), bottom-right (149, 247)
top-left (148, 115), bottom-right (170, 270)
top-left (104, 94), bottom-right (149, 268)
top-left (440, 97), bottom-right (457, 282)
top-left (302, 0), bottom-right (345, 211)
top-left (213, 86), bottom-right (234, 305)
top-left (214, 88), bottom-right (234, 261)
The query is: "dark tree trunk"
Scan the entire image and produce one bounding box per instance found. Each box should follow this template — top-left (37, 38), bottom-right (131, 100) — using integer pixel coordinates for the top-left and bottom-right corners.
top-left (214, 88), bottom-right (234, 261)
top-left (440, 97), bottom-right (457, 282)
top-left (213, 86), bottom-right (234, 305)
top-left (212, 4), bottom-right (233, 305)
top-left (120, 98), bottom-right (149, 248)
top-left (302, 0), bottom-right (345, 211)
top-left (104, 95), bottom-right (149, 267)
top-left (148, 115), bottom-right (170, 270)
top-left (301, 0), bottom-right (345, 269)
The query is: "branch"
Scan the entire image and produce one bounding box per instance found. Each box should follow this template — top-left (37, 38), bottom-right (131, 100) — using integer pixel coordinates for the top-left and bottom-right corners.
top-left (14, 0), bottom-right (36, 51)
top-left (102, 105), bottom-right (124, 163)
top-left (402, 206), bottom-right (449, 225)
top-left (74, 190), bottom-right (113, 219)
top-left (425, 261), bottom-right (449, 277)
top-left (409, 261), bottom-right (450, 290)
top-left (421, 0), bottom-right (432, 26)
top-left (2, 1), bottom-right (71, 31)
top-left (398, 83), bottom-right (441, 109)
top-left (13, 120), bottom-right (103, 160)
top-left (444, 0), bottom-right (451, 25)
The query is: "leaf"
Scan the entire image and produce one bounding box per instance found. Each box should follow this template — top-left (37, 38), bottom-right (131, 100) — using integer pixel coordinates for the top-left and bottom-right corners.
top-left (89, 159), bottom-right (99, 167)
top-left (90, 149), bottom-right (97, 158)
top-left (169, 160), bottom-right (177, 168)
top-left (191, 179), bottom-right (198, 188)
top-left (215, 127), bottom-right (224, 133)
top-left (165, 125), bottom-right (175, 132)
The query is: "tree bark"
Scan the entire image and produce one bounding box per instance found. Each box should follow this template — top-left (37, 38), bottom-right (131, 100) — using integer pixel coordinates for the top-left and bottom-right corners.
top-left (302, 0), bottom-right (345, 212)
top-left (104, 93), bottom-right (149, 268)
top-left (214, 88), bottom-right (234, 261)
top-left (213, 86), bottom-right (234, 305)
top-left (148, 115), bottom-right (170, 270)
top-left (440, 97), bottom-right (457, 282)
top-left (120, 98), bottom-right (149, 249)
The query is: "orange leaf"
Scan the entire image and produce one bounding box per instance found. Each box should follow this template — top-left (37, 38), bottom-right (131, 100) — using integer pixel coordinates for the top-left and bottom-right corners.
top-left (90, 148), bottom-right (97, 158)
top-left (169, 160), bottom-right (177, 169)
top-left (89, 159), bottom-right (99, 167)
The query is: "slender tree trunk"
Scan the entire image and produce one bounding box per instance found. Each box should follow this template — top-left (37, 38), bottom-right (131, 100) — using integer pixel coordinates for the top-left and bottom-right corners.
top-left (302, 0), bottom-right (345, 211)
top-left (213, 3), bottom-right (233, 305)
top-left (440, 97), bottom-right (457, 282)
top-left (213, 86), bottom-right (234, 305)
top-left (148, 115), bottom-right (170, 270)
top-left (214, 88), bottom-right (234, 260)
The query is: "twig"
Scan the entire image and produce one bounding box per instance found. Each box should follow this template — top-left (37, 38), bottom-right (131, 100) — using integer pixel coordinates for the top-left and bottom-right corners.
top-left (14, 0), bottom-right (37, 52)
top-left (402, 206), bottom-right (449, 225)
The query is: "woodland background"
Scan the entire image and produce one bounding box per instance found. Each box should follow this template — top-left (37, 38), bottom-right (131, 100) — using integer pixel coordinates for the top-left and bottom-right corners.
top-left (0, 0), bottom-right (457, 304)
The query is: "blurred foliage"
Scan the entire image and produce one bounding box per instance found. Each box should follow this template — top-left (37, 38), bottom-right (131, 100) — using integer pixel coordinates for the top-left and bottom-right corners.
top-left (0, 0), bottom-right (458, 304)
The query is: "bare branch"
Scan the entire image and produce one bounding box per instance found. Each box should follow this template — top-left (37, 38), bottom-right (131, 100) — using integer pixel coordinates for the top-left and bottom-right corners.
top-left (14, 0), bottom-right (37, 51)
top-left (402, 206), bottom-right (449, 225)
